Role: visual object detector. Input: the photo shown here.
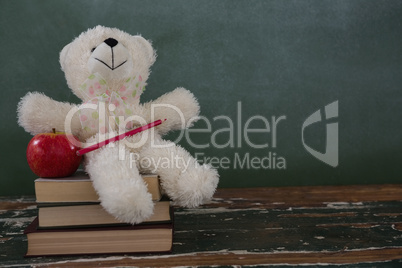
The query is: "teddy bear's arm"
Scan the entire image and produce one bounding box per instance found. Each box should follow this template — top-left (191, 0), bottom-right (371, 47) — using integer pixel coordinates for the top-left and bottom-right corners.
top-left (139, 88), bottom-right (200, 136)
top-left (17, 92), bottom-right (82, 137)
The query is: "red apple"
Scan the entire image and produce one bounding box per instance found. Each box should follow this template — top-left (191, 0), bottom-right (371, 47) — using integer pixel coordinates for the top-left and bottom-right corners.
top-left (26, 129), bottom-right (82, 178)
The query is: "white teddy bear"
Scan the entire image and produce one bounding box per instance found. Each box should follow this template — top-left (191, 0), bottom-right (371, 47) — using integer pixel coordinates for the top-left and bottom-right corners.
top-left (18, 26), bottom-right (219, 224)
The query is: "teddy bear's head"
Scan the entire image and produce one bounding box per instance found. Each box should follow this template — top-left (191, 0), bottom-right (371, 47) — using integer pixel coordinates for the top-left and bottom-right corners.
top-left (60, 26), bottom-right (156, 100)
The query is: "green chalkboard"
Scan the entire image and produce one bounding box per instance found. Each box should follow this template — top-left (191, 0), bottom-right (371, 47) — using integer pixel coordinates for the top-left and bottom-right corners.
top-left (1, 0), bottom-right (402, 196)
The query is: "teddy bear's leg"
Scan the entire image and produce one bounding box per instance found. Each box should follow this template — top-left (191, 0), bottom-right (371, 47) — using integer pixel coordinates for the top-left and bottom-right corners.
top-left (85, 139), bottom-right (154, 224)
top-left (140, 138), bottom-right (219, 208)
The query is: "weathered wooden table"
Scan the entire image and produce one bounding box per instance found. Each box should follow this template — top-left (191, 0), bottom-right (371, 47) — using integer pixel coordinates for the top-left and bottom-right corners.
top-left (1, 185), bottom-right (402, 267)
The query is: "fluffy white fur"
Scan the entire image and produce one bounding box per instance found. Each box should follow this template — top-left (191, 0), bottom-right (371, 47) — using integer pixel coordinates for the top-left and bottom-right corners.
top-left (17, 26), bottom-right (219, 224)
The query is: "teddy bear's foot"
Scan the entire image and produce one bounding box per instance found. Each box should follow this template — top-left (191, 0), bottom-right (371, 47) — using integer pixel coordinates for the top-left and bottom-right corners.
top-left (85, 141), bottom-right (154, 224)
top-left (140, 139), bottom-right (219, 208)
top-left (169, 163), bottom-right (219, 208)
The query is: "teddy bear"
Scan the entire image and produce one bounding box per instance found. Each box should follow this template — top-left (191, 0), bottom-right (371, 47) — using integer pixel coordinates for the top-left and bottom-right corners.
top-left (17, 26), bottom-right (219, 224)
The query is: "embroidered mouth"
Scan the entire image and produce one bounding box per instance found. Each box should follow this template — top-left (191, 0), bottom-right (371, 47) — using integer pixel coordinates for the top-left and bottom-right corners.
top-left (94, 45), bottom-right (128, 71)
top-left (95, 58), bottom-right (127, 71)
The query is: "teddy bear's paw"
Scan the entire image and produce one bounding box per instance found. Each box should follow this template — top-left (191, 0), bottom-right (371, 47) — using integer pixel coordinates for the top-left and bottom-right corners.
top-left (17, 92), bottom-right (79, 136)
top-left (170, 87), bottom-right (200, 122)
top-left (100, 181), bottom-right (155, 224)
top-left (143, 87), bottom-right (200, 135)
top-left (170, 164), bottom-right (219, 208)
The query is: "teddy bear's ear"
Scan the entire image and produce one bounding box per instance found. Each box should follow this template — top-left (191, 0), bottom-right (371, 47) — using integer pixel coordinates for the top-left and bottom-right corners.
top-left (133, 35), bottom-right (157, 67)
top-left (59, 43), bottom-right (71, 71)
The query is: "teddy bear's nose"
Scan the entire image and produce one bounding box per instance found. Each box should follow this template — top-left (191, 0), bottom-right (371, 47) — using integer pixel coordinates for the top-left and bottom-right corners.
top-left (104, 38), bottom-right (118, 48)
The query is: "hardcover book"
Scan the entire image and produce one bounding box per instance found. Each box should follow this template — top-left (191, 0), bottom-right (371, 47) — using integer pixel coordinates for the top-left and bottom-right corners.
top-left (24, 217), bottom-right (173, 256)
top-left (38, 201), bottom-right (172, 228)
top-left (35, 171), bottom-right (162, 202)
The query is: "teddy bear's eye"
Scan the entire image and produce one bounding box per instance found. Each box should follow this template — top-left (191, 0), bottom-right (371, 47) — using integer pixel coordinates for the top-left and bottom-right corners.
top-left (91, 47), bottom-right (96, 53)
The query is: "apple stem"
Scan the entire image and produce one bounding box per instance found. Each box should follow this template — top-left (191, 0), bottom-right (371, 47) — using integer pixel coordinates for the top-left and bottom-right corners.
top-left (52, 128), bottom-right (56, 134)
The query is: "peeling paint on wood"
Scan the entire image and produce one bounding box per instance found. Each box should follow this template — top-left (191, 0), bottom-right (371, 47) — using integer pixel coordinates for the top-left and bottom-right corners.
top-left (0, 237), bottom-right (12, 243)
top-left (278, 212), bottom-right (358, 218)
top-left (1, 186), bottom-right (402, 267)
top-left (25, 248), bottom-right (402, 267)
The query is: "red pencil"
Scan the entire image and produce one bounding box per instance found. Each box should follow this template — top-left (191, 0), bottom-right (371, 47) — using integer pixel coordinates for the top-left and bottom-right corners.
top-left (76, 119), bottom-right (166, 156)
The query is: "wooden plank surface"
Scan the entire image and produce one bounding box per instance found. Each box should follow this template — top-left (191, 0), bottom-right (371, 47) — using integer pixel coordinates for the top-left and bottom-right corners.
top-left (1, 185), bottom-right (402, 267)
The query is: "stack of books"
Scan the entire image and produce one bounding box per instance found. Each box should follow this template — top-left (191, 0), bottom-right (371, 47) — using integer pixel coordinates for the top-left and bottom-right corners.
top-left (24, 171), bottom-right (173, 256)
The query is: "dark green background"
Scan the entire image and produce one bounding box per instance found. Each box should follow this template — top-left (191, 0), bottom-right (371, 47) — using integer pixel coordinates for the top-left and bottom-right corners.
top-left (1, 0), bottom-right (401, 196)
